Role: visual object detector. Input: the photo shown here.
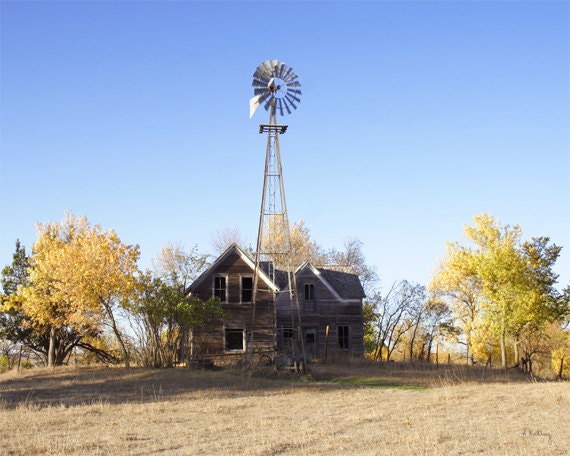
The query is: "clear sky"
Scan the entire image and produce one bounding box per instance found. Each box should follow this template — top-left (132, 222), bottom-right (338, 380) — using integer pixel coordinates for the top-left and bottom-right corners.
top-left (1, 1), bottom-right (569, 292)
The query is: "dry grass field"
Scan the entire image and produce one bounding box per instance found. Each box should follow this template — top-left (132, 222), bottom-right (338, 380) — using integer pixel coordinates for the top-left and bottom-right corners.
top-left (0, 362), bottom-right (568, 455)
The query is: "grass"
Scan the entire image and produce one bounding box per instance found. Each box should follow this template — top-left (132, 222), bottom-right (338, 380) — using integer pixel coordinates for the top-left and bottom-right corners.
top-left (325, 376), bottom-right (428, 390)
top-left (0, 361), bottom-right (568, 455)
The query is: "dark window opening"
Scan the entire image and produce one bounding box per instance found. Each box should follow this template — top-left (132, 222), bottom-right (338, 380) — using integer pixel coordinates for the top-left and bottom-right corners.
top-left (214, 276), bottom-right (226, 301)
top-left (241, 276), bottom-right (253, 302)
top-left (225, 328), bottom-right (244, 351)
top-left (283, 327), bottom-right (294, 339)
top-left (304, 283), bottom-right (314, 301)
top-left (338, 325), bottom-right (349, 349)
top-left (306, 332), bottom-right (315, 344)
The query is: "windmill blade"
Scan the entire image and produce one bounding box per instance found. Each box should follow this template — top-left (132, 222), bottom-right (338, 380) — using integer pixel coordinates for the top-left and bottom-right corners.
top-left (269, 59), bottom-right (279, 74)
top-left (276, 62), bottom-right (285, 79)
top-left (253, 71), bottom-right (270, 82)
top-left (257, 92), bottom-right (271, 110)
top-left (254, 88), bottom-right (269, 96)
top-left (263, 60), bottom-right (275, 77)
top-left (286, 92), bottom-right (301, 104)
top-left (281, 97), bottom-right (292, 114)
top-left (253, 73), bottom-right (270, 86)
top-left (253, 77), bottom-right (270, 86)
top-left (278, 98), bottom-right (286, 116)
top-left (285, 94), bottom-right (298, 110)
top-left (256, 62), bottom-right (272, 77)
top-left (284, 72), bottom-right (299, 84)
top-left (287, 88), bottom-right (302, 97)
top-left (280, 65), bottom-right (293, 82)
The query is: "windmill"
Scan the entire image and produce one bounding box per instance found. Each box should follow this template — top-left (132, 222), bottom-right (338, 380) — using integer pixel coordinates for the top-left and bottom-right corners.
top-left (249, 59), bottom-right (306, 371)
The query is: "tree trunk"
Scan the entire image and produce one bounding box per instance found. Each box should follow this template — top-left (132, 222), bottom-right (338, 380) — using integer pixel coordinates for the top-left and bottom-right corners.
top-left (513, 338), bottom-right (519, 367)
top-left (500, 331), bottom-right (507, 369)
top-left (435, 342), bottom-right (439, 366)
top-left (500, 304), bottom-right (507, 369)
top-left (426, 337), bottom-right (433, 364)
top-left (527, 356), bottom-right (533, 375)
top-left (47, 326), bottom-right (56, 367)
top-left (409, 326), bottom-right (418, 362)
top-left (104, 302), bottom-right (130, 368)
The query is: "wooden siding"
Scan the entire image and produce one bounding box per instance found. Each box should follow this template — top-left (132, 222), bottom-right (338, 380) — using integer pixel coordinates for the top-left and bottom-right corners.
top-left (189, 249), bottom-right (276, 355)
top-left (188, 246), bottom-right (365, 360)
top-left (276, 267), bottom-right (364, 357)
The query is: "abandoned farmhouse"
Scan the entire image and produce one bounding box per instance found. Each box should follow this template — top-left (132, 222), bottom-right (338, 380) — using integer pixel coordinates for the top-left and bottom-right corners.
top-left (187, 244), bottom-right (366, 360)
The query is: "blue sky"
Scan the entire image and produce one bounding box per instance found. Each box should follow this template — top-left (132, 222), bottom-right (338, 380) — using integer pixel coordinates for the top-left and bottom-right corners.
top-left (1, 1), bottom-right (569, 291)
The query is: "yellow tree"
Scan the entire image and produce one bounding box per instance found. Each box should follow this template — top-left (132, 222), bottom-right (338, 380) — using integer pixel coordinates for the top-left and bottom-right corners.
top-left (20, 214), bottom-right (97, 366)
top-left (74, 219), bottom-right (140, 367)
top-left (467, 214), bottom-right (524, 368)
top-left (431, 213), bottom-right (568, 369)
top-left (19, 212), bottom-right (140, 367)
top-left (429, 245), bottom-right (481, 365)
top-left (261, 218), bottom-right (327, 270)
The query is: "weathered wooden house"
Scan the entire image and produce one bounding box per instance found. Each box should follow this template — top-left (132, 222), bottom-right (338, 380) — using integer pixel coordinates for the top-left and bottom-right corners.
top-left (186, 244), bottom-right (365, 360)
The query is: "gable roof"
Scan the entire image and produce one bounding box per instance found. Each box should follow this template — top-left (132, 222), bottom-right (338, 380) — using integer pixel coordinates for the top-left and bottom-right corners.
top-left (186, 243), bottom-right (279, 294)
top-left (318, 267), bottom-right (366, 299)
top-left (295, 262), bottom-right (366, 300)
top-left (187, 245), bottom-right (365, 301)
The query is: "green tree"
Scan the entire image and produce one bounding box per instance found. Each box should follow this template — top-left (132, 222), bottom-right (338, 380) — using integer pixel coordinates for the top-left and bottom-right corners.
top-left (431, 213), bottom-right (569, 369)
top-left (132, 275), bottom-right (222, 367)
top-left (1, 241), bottom-right (31, 366)
top-left (1, 240), bottom-right (30, 295)
top-left (130, 244), bottom-right (221, 367)
top-left (1, 241), bottom-right (30, 342)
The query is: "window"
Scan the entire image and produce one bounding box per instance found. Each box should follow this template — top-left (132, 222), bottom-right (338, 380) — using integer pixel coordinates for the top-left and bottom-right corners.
top-left (282, 327), bottom-right (294, 339)
top-left (305, 331), bottom-right (315, 345)
top-left (304, 283), bottom-right (314, 301)
top-left (305, 329), bottom-right (317, 357)
top-left (241, 276), bottom-right (253, 303)
top-left (338, 325), bottom-right (349, 350)
top-left (225, 328), bottom-right (244, 351)
top-left (214, 276), bottom-right (226, 301)
top-left (304, 283), bottom-right (316, 311)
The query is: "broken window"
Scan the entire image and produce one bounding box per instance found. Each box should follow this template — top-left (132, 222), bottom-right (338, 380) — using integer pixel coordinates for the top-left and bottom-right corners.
top-left (241, 276), bottom-right (253, 303)
top-left (225, 328), bottom-right (244, 351)
top-left (214, 276), bottom-right (226, 301)
top-left (338, 325), bottom-right (349, 349)
top-left (304, 283), bottom-right (314, 301)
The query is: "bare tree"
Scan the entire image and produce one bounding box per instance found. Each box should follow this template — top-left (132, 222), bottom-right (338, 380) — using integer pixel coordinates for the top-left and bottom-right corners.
top-left (327, 238), bottom-right (378, 293)
top-left (210, 227), bottom-right (252, 256)
top-left (372, 281), bottom-right (420, 361)
top-left (404, 283), bottom-right (427, 361)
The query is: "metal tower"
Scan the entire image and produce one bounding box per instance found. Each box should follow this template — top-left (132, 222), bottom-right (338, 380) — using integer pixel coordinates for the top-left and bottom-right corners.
top-left (248, 60), bottom-right (306, 371)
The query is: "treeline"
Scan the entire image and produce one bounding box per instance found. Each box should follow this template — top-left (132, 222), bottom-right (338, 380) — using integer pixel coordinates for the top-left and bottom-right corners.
top-left (0, 212), bottom-right (221, 368)
top-left (365, 214), bottom-right (570, 378)
top-left (0, 213), bottom-right (376, 370)
top-left (1, 212), bottom-right (569, 378)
